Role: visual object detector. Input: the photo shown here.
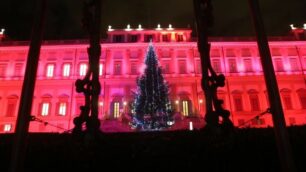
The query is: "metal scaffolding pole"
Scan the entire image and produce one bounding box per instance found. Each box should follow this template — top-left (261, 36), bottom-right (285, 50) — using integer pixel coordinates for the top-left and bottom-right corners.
top-left (248, 0), bottom-right (296, 171)
top-left (10, 1), bottom-right (46, 172)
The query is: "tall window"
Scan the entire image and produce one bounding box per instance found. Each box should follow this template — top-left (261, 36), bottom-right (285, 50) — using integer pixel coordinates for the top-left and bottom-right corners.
top-left (163, 61), bottom-right (170, 74)
top-left (0, 63), bottom-right (7, 77)
top-left (196, 60), bottom-right (201, 74)
top-left (162, 34), bottom-right (170, 42)
top-left (244, 59), bottom-right (253, 72)
top-left (177, 34), bottom-right (184, 42)
top-left (99, 63), bottom-right (104, 76)
top-left (113, 102), bottom-right (120, 118)
top-left (182, 100), bottom-right (189, 116)
top-left (6, 96), bottom-right (18, 117)
top-left (62, 63), bottom-right (71, 77)
top-left (297, 89), bottom-right (306, 109)
top-left (14, 63), bottom-right (24, 77)
top-left (130, 62), bottom-right (138, 75)
top-left (274, 58), bottom-right (284, 72)
top-left (46, 64), bottom-right (55, 78)
top-left (41, 102), bottom-right (50, 116)
top-left (79, 63), bottom-right (87, 76)
top-left (228, 59), bottom-right (237, 73)
top-left (289, 58), bottom-right (299, 71)
top-left (114, 61), bottom-right (122, 75)
top-left (58, 102), bottom-right (67, 116)
top-left (233, 92), bottom-right (243, 111)
top-left (178, 60), bottom-right (186, 74)
top-left (281, 89), bottom-right (293, 110)
top-left (248, 90), bottom-right (260, 111)
top-left (212, 59), bottom-right (221, 73)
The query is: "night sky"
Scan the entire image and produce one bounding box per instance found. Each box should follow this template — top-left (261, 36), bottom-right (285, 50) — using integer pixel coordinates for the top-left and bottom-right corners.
top-left (0, 0), bottom-right (305, 40)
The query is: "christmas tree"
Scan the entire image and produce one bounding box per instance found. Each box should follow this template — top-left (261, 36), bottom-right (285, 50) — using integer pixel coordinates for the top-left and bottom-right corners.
top-left (131, 42), bottom-right (174, 130)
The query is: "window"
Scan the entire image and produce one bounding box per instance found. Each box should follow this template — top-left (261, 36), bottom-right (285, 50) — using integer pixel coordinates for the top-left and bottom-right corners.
top-left (0, 63), bottom-right (7, 77)
top-left (99, 63), bottom-right (103, 76)
top-left (46, 64), bottom-right (55, 77)
top-left (62, 63), bottom-right (71, 77)
top-left (41, 102), bottom-right (50, 116)
top-left (178, 60), bottom-right (186, 74)
top-left (144, 35), bottom-right (153, 42)
top-left (14, 63), bottom-right (24, 77)
top-left (113, 35), bottom-right (124, 43)
top-left (6, 97), bottom-right (18, 117)
top-left (129, 35), bottom-right (138, 42)
top-left (182, 100), bottom-right (189, 116)
top-left (212, 59), bottom-right (221, 73)
top-left (113, 102), bottom-right (120, 118)
top-left (177, 34), bottom-right (184, 42)
top-left (297, 89), bottom-right (306, 109)
top-left (233, 92), bottom-right (243, 111)
top-left (4, 124), bottom-right (12, 132)
top-left (249, 92), bottom-right (260, 111)
top-left (114, 61), bottom-right (122, 75)
top-left (79, 63), bottom-right (87, 76)
top-left (274, 58), bottom-right (284, 72)
top-left (58, 102), bottom-right (67, 116)
top-left (130, 62), bottom-right (138, 75)
top-left (289, 58), bottom-right (299, 71)
top-left (228, 59), bottom-right (237, 73)
top-left (162, 34), bottom-right (170, 42)
top-left (162, 61), bottom-right (170, 74)
top-left (244, 59), bottom-right (253, 72)
top-left (280, 89), bottom-right (293, 110)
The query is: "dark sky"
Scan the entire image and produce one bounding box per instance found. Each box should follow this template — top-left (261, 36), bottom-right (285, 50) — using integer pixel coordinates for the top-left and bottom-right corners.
top-left (0, 0), bottom-right (305, 40)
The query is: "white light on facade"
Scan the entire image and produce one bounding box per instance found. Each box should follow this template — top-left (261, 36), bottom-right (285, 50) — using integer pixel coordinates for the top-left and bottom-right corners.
top-left (290, 24), bottom-right (296, 30)
top-left (59, 103), bottom-right (67, 116)
top-left (46, 64), bottom-right (55, 77)
top-left (99, 64), bottom-right (103, 76)
top-left (63, 64), bottom-right (71, 77)
top-left (108, 25), bottom-right (114, 32)
top-left (175, 100), bottom-right (179, 104)
top-left (167, 24), bottom-right (174, 30)
top-left (42, 103), bottom-right (49, 116)
top-left (99, 102), bottom-right (104, 106)
top-left (0, 28), bottom-right (5, 34)
top-left (136, 24), bottom-right (143, 31)
top-left (80, 63), bottom-right (87, 76)
top-left (189, 121), bottom-right (193, 131)
top-left (123, 101), bottom-right (127, 106)
top-left (199, 99), bottom-right (203, 104)
top-left (125, 24), bottom-right (132, 31)
top-left (156, 24), bottom-right (162, 30)
top-left (4, 124), bottom-right (11, 132)
top-left (304, 24), bottom-right (306, 30)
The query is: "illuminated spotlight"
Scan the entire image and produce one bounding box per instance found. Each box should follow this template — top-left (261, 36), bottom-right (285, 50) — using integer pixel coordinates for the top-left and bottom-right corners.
top-left (167, 24), bottom-right (174, 30)
top-left (290, 24), bottom-right (297, 30)
top-left (136, 24), bottom-right (143, 31)
top-left (189, 121), bottom-right (194, 131)
top-left (99, 102), bottom-right (104, 106)
top-left (175, 100), bottom-right (179, 104)
top-left (156, 24), bottom-right (162, 30)
top-left (123, 101), bottom-right (127, 106)
top-left (125, 24), bottom-right (132, 31)
top-left (199, 99), bottom-right (203, 104)
top-left (108, 25), bottom-right (114, 32)
top-left (304, 23), bottom-right (306, 30)
top-left (0, 28), bottom-right (5, 34)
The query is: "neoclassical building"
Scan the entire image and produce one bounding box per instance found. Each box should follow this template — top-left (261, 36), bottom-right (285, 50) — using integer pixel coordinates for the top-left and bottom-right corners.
top-left (0, 25), bottom-right (306, 133)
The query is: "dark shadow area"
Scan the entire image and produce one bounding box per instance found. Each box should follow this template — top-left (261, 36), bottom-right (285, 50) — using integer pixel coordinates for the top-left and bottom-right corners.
top-left (1, 125), bottom-right (306, 172)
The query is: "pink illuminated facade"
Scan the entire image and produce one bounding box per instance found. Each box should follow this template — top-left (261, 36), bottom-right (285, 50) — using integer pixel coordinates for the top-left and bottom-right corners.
top-left (1, 27), bottom-right (306, 133)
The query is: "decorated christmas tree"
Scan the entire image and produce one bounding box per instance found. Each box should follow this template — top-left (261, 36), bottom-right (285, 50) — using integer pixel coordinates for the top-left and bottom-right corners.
top-left (131, 42), bottom-right (174, 130)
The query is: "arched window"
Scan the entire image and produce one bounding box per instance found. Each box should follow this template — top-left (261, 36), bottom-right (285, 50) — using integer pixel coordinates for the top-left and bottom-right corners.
top-left (280, 88), bottom-right (293, 110)
top-left (6, 95), bottom-right (18, 117)
top-left (56, 94), bottom-right (69, 116)
top-left (39, 94), bottom-right (52, 116)
top-left (297, 89), bottom-right (306, 109)
top-left (232, 90), bottom-right (243, 111)
top-left (248, 89), bottom-right (260, 111)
